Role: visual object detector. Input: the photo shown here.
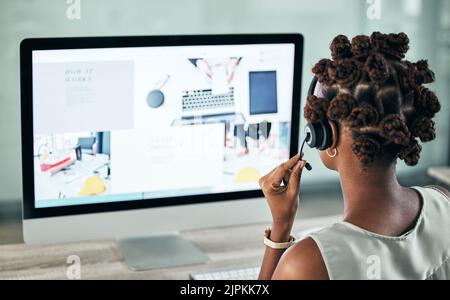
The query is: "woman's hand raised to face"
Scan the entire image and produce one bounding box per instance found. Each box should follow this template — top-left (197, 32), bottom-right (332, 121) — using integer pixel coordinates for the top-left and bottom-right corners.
top-left (258, 154), bottom-right (306, 229)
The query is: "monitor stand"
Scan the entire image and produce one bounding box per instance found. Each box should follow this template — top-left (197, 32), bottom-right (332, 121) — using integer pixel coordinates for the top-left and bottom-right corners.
top-left (117, 233), bottom-right (209, 271)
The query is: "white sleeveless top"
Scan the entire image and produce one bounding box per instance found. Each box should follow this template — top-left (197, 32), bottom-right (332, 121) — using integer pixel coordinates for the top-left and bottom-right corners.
top-left (309, 186), bottom-right (450, 280)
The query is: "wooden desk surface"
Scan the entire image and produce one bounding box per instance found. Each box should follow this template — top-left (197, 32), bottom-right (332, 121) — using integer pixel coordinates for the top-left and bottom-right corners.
top-left (0, 215), bottom-right (341, 280)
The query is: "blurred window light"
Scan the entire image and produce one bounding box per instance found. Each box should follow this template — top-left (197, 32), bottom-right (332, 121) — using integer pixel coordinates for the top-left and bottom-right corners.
top-left (402, 0), bottom-right (422, 17)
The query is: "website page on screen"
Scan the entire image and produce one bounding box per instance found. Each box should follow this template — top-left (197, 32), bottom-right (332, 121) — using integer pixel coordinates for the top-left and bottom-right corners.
top-left (31, 43), bottom-right (295, 208)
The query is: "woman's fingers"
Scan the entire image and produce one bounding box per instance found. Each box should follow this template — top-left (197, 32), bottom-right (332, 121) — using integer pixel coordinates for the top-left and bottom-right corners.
top-left (276, 153), bottom-right (304, 186)
top-left (287, 160), bottom-right (306, 194)
top-left (260, 154), bottom-right (302, 193)
top-left (282, 170), bottom-right (291, 186)
top-left (271, 154), bottom-right (300, 182)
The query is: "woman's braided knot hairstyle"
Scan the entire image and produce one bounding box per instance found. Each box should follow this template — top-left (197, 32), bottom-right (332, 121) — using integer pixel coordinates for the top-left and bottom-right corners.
top-left (304, 32), bottom-right (440, 166)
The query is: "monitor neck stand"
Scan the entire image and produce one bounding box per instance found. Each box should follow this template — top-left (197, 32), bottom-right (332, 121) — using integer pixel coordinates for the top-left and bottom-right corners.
top-left (117, 232), bottom-right (209, 271)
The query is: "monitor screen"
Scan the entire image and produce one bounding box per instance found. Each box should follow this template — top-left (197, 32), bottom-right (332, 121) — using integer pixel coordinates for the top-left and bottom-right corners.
top-left (30, 42), bottom-right (296, 208)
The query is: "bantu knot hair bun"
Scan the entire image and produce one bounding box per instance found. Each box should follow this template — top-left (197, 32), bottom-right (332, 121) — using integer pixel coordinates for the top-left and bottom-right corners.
top-left (330, 35), bottom-right (353, 60)
top-left (371, 32), bottom-right (409, 60)
top-left (312, 58), bottom-right (335, 85)
top-left (351, 35), bottom-right (372, 59)
top-left (398, 138), bottom-right (422, 166)
top-left (397, 61), bottom-right (420, 92)
top-left (328, 59), bottom-right (362, 88)
top-left (347, 102), bottom-right (379, 128)
top-left (327, 93), bottom-right (358, 121)
top-left (414, 86), bottom-right (441, 118)
top-left (304, 95), bottom-right (329, 123)
top-left (380, 114), bottom-right (411, 145)
top-left (352, 135), bottom-right (381, 164)
top-left (410, 116), bottom-right (436, 142)
top-left (414, 60), bottom-right (435, 85)
top-left (365, 53), bottom-right (390, 84)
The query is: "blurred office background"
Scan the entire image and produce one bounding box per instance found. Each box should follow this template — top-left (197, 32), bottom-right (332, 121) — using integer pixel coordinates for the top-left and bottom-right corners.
top-left (1, 0), bottom-right (449, 242)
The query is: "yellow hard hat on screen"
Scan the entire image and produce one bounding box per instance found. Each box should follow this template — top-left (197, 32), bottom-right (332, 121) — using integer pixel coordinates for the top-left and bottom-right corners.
top-left (235, 166), bottom-right (261, 183)
top-left (79, 175), bottom-right (105, 195)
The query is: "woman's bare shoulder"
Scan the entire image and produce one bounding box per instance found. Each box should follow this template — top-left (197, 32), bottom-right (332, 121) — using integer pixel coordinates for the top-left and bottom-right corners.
top-left (271, 237), bottom-right (329, 280)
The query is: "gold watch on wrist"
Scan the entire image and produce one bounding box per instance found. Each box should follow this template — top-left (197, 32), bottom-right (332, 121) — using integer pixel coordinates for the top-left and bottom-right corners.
top-left (263, 227), bottom-right (296, 249)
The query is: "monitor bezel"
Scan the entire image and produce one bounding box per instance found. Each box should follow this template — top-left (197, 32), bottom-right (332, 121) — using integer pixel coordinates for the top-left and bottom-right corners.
top-left (20, 33), bottom-right (303, 219)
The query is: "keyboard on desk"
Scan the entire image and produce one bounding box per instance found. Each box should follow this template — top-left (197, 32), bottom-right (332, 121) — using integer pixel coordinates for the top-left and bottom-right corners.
top-left (190, 266), bottom-right (260, 280)
top-left (181, 87), bottom-right (235, 115)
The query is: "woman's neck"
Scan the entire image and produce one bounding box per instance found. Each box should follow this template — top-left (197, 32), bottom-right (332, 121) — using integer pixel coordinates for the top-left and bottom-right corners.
top-left (336, 159), bottom-right (422, 236)
top-left (338, 162), bottom-right (404, 220)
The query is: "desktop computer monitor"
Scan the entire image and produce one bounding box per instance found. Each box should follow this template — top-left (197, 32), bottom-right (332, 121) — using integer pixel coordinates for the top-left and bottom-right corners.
top-left (20, 34), bottom-right (303, 269)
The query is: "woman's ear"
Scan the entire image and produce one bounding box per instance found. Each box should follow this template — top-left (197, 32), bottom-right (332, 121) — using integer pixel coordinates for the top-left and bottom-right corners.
top-left (328, 120), bottom-right (339, 148)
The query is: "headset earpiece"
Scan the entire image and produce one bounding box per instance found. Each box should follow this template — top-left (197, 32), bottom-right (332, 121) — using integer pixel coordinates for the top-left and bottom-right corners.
top-left (300, 76), bottom-right (335, 172)
top-left (303, 76), bottom-right (333, 151)
top-left (305, 120), bottom-right (332, 150)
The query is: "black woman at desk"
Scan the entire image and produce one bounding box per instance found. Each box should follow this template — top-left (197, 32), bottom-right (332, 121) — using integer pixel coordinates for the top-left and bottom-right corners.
top-left (258, 32), bottom-right (450, 280)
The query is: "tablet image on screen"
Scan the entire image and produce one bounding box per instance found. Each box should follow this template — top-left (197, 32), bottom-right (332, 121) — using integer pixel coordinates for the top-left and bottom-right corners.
top-left (249, 71), bottom-right (278, 115)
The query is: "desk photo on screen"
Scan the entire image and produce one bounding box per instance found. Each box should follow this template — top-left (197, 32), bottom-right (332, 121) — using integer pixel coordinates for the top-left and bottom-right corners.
top-left (34, 131), bottom-right (111, 205)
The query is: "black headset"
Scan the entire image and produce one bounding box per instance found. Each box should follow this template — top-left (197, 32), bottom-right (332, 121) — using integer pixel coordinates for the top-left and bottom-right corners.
top-left (299, 76), bottom-right (334, 171)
